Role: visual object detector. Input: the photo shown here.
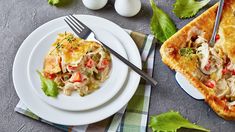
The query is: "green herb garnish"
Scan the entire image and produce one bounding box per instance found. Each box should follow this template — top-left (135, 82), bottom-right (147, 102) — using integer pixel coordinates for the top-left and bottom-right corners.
top-left (173, 0), bottom-right (210, 19)
top-left (150, 0), bottom-right (177, 43)
top-left (149, 111), bottom-right (210, 132)
top-left (180, 48), bottom-right (194, 57)
top-left (37, 71), bottom-right (58, 97)
top-left (94, 72), bottom-right (102, 80)
top-left (50, 34), bottom-right (74, 54)
top-left (66, 34), bottom-right (74, 42)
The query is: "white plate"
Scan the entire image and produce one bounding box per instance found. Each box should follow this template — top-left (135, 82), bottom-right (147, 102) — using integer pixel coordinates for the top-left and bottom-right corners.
top-left (27, 25), bottom-right (128, 111)
top-left (13, 15), bottom-right (142, 125)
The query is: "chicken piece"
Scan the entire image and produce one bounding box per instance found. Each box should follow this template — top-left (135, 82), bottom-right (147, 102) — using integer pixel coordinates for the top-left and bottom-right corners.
top-left (43, 55), bottom-right (61, 74)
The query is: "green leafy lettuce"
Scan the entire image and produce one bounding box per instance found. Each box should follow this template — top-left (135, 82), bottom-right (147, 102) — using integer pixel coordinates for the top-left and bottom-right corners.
top-left (173, 0), bottom-right (210, 19)
top-left (149, 111), bottom-right (210, 132)
top-left (150, 0), bottom-right (177, 43)
top-left (48, 0), bottom-right (61, 5)
top-left (37, 71), bottom-right (59, 97)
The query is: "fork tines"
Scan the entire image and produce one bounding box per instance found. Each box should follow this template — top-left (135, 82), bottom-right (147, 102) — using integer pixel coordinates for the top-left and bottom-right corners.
top-left (64, 15), bottom-right (91, 39)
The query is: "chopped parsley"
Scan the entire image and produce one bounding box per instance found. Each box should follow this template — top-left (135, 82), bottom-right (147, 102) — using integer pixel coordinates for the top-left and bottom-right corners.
top-left (180, 48), bottom-right (194, 57)
top-left (50, 33), bottom-right (75, 54)
top-left (66, 34), bottom-right (74, 42)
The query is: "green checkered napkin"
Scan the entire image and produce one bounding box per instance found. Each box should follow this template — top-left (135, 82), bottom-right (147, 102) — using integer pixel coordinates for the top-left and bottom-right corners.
top-left (15, 30), bottom-right (156, 132)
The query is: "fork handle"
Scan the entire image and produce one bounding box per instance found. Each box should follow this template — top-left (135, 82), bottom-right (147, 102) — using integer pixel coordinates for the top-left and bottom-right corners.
top-left (100, 41), bottom-right (157, 87)
top-left (209, 0), bottom-right (224, 46)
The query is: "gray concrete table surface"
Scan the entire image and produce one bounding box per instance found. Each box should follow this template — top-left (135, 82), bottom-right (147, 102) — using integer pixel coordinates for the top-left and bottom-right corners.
top-left (1, 0), bottom-right (235, 131)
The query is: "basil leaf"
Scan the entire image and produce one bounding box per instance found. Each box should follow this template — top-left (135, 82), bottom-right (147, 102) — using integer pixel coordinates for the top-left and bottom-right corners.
top-left (37, 71), bottom-right (58, 97)
top-left (150, 0), bottom-right (177, 43)
top-left (173, 0), bottom-right (210, 19)
top-left (48, 0), bottom-right (60, 5)
top-left (149, 111), bottom-right (210, 132)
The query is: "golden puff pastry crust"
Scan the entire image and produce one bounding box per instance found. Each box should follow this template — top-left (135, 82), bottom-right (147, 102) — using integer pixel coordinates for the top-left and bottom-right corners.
top-left (220, 0), bottom-right (235, 63)
top-left (160, 0), bottom-right (235, 120)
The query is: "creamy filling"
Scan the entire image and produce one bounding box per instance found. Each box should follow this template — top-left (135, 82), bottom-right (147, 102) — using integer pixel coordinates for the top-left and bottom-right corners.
top-left (180, 32), bottom-right (235, 107)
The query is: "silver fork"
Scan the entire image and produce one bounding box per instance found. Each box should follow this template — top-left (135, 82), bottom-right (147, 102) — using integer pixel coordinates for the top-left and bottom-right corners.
top-left (64, 15), bottom-right (157, 87)
top-left (200, 0), bottom-right (224, 75)
top-left (209, 0), bottom-right (224, 47)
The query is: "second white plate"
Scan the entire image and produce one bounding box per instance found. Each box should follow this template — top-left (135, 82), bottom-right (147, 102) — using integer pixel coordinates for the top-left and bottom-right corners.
top-left (13, 15), bottom-right (141, 125)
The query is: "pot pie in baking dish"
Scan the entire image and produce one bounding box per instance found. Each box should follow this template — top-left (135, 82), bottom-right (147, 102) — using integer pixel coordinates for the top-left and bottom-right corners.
top-left (160, 0), bottom-right (235, 120)
top-left (39, 32), bottom-right (111, 97)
